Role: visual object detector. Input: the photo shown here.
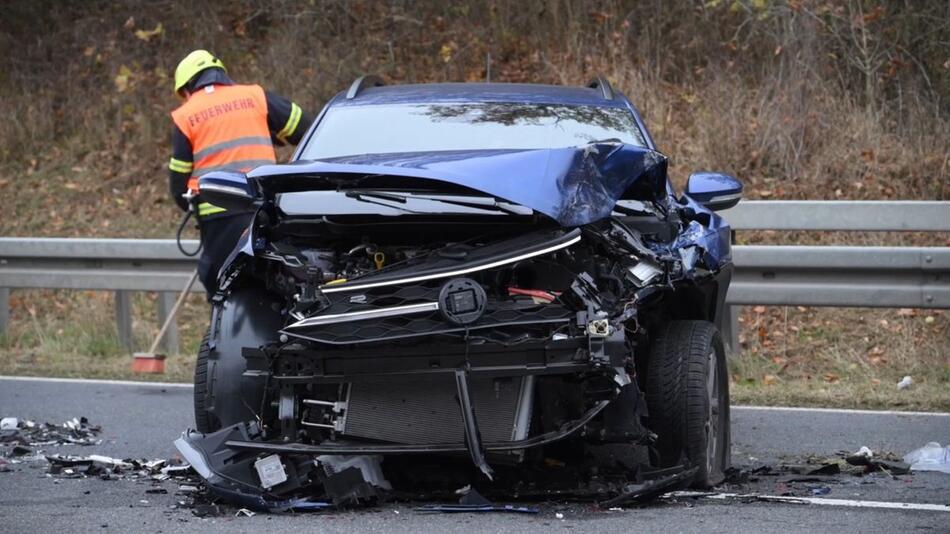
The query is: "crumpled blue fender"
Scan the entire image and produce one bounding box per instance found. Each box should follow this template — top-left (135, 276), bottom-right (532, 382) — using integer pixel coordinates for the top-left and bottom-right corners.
top-left (668, 195), bottom-right (732, 274)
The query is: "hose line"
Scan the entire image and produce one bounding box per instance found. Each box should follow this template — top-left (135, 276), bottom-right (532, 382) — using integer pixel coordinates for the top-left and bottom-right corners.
top-left (176, 209), bottom-right (202, 257)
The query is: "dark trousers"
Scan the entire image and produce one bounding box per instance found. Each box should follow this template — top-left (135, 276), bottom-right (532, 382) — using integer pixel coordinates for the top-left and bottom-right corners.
top-left (197, 212), bottom-right (253, 300)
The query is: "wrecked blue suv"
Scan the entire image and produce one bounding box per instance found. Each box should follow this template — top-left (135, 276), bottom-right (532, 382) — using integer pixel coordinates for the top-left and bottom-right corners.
top-left (179, 77), bottom-right (743, 508)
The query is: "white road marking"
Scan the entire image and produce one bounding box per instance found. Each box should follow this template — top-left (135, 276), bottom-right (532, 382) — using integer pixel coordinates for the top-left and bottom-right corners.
top-left (0, 375), bottom-right (192, 388)
top-left (733, 405), bottom-right (950, 417)
top-left (669, 491), bottom-right (950, 512)
top-left (0, 375), bottom-right (948, 417)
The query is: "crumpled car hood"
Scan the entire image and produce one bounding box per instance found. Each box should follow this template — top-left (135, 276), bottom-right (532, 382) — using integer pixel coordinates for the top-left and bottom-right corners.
top-left (249, 143), bottom-right (668, 226)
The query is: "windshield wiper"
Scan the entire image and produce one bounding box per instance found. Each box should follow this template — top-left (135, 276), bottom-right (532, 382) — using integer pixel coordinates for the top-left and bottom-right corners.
top-left (343, 191), bottom-right (422, 213)
top-left (344, 190), bottom-right (528, 215)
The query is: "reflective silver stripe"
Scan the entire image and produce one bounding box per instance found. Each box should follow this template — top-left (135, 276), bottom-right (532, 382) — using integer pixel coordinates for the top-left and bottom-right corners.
top-left (284, 302), bottom-right (440, 329)
top-left (194, 159), bottom-right (275, 176)
top-left (321, 234), bottom-right (583, 293)
top-left (707, 193), bottom-right (743, 204)
top-left (193, 136), bottom-right (273, 161)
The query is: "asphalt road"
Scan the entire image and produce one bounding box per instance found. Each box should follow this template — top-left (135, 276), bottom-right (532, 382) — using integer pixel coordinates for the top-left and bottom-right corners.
top-left (1, 376), bottom-right (948, 533)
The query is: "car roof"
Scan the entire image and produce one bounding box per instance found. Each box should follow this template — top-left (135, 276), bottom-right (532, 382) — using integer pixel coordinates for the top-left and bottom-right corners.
top-left (331, 82), bottom-right (630, 108)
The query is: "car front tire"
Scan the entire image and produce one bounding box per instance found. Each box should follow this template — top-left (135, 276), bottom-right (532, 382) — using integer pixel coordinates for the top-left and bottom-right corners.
top-left (645, 320), bottom-right (730, 488)
top-left (193, 288), bottom-right (284, 433)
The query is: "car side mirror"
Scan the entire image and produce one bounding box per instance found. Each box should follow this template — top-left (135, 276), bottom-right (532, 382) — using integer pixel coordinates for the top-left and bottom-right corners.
top-left (197, 171), bottom-right (261, 212)
top-left (684, 172), bottom-right (743, 211)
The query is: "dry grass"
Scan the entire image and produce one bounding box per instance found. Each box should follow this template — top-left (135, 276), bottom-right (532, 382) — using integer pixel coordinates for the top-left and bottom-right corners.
top-left (729, 305), bottom-right (949, 411)
top-left (0, 289), bottom-right (206, 383)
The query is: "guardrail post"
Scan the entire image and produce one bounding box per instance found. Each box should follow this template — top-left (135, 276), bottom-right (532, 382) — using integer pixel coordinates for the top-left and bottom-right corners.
top-left (721, 304), bottom-right (740, 356)
top-left (156, 291), bottom-right (179, 355)
top-left (0, 288), bottom-right (9, 335)
top-left (115, 290), bottom-right (133, 352)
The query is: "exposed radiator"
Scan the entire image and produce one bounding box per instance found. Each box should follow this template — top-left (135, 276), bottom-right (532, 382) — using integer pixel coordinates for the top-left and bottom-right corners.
top-left (342, 375), bottom-right (533, 445)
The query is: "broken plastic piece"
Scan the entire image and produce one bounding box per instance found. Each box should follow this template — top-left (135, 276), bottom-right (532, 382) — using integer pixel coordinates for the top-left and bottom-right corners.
top-left (897, 376), bottom-right (913, 390)
top-left (600, 465), bottom-right (698, 507)
top-left (415, 487), bottom-right (539, 514)
top-left (904, 442), bottom-right (950, 474)
top-left (2, 416), bottom-right (101, 446)
top-left (0, 418), bottom-right (17, 430)
top-left (315, 455), bottom-right (390, 506)
top-left (254, 454), bottom-right (288, 489)
top-left (191, 504), bottom-right (224, 518)
top-left (845, 449), bottom-right (910, 475)
top-left (317, 455), bottom-right (391, 491)
top-left (454, 369), bottom-right (493, 480)
top-left (805, 463), bottom-right (840, 476)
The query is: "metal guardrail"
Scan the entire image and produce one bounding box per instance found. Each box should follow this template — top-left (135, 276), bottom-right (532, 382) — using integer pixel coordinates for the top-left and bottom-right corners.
top-left (1, 201), bottom-right (948, 354)
top-left (720, 200), bottom-right (950, 232)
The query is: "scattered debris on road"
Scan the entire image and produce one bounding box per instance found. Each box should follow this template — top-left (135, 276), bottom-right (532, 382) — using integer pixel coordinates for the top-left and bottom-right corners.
top-left (845, 447), bottom-right (911, 475)
top-left (0, 417), bottom-right (101, 447)
top-left (2, 414), bottom-right (944, 518)
top-left (44, 454), bottom-right (193, 481)
top-left (415, 486), bottom-right (539, 514)
top-left (904, 442), bottom-right (950, 474)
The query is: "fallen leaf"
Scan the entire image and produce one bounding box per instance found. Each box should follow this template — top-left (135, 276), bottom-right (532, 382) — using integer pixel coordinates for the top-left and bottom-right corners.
top-left (897, 308), bottom-right (916, 317)
top-left (924, 316), bottom-right (935, 324)
top-left (114, 65), bottom-right (133, 93)
top-left (439, 43), bottom-right (454, 63)
top-left (134, 23), bottom-right (164, 42)
top-left (823, 373), bottom-right (840, 383)
top-left (763, 375), bottom-right (778, 385)
top-left (753, 305), bottom-right (766, 314)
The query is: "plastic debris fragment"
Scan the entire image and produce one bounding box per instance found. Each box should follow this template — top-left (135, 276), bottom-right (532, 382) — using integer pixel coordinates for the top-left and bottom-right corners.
top-left (415, 486), bottom-right (539, 514)
top-left (903, 442), bottom-right (950, 474)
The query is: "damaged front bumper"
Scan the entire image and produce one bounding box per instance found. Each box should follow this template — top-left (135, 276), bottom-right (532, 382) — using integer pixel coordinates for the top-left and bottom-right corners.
top-left (185, 193), bottom-right (732, 506)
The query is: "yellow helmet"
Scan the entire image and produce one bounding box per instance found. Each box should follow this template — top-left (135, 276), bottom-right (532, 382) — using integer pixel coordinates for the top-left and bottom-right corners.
top-left (173, 50), bottom-right (226, 96)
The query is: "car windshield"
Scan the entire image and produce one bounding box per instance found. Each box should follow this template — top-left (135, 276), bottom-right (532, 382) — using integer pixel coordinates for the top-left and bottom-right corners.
top-left (299, 102), bottom-right (646, 160)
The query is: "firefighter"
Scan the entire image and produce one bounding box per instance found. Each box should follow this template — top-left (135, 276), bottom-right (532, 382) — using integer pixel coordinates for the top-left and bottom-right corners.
top-left (168, 50), bottom-right (312, 298)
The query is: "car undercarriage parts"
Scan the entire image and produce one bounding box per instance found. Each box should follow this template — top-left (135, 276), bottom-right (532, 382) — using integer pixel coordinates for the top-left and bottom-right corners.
top-left (174, 422), bottom-right (316, 500)
top-left (316, 454), bottom-right (391, 505)
top-left (340, 375), bottom-right (533, 446)
top-left (254, 454), bottom-right (288, 489)
top-left (220, 399), bottom-right (609, 456)
top-left (455, 369), bottom-right (493, 480)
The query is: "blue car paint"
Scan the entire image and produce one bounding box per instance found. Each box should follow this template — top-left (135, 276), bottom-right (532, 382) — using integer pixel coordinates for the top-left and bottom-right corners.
top-left (675, 204), bottom-right (732, 272)
top-left (251, 143), bottom-right (668, 227)
top-left (684, 172), bottom-right (743, 205)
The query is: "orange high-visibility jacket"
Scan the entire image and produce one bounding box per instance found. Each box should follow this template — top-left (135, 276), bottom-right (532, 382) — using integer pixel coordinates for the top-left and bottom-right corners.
top-left (170, 84), bottom-right (276, 194)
